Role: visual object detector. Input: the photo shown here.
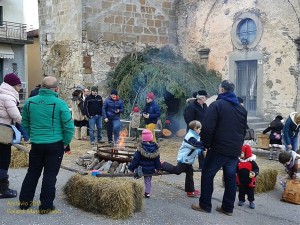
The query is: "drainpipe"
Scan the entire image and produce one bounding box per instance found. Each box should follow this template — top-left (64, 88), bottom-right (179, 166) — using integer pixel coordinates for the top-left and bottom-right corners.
top-left (294, 37), bottom-right (300, 111)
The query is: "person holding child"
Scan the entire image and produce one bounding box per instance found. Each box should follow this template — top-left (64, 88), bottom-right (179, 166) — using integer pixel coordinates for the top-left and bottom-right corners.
top-left (128, 129), bottom-right (161, 198)
top-left (161, 120), bottom-right (205, 197)
top-left (130, 107), bottom-right (141, 140)
top-left (236, 145), bottom-right (259, 209)
top-left (263, 115), bottom-right (284, 160)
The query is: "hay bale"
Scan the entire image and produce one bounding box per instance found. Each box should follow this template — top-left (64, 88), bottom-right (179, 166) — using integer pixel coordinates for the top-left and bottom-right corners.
top-left (9, 147), bottom-right (28, 168)
top-left (255, 169), bottom-right (278, 193)
top-left (63, 174), bottom-right (143, 219)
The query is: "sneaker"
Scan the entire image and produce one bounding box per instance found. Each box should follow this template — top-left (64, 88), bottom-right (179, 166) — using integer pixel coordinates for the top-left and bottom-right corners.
top-left (269, 156), bottom-right (273, 160)
top-left (238, 201), bottom-right (244, 206)
top-left (90, 141), bottom-right (95, 145)
top-left (249, 201), bottom-right (255, 209)
top-left (187, 190), bottom-right (200, 197)
top-left (191, 204), bottom-right (210, 213)
top-left (0, 188), bottom-right (17, 199)
top-left (98, 140), bottom-right (105, 144)
top-left (144, 193), bottom-right (150, 198)
top-left (216, 206), bottom-right (233, 216)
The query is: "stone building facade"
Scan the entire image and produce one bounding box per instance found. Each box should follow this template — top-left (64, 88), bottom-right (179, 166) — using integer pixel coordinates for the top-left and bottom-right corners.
top-left (38, 0), bottom-right (300, 119)
top-left (38, 0), bottom-right (177, 99)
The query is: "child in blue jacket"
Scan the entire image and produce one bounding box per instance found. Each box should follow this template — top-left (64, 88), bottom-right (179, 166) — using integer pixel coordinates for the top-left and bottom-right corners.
top-left (161, 120), bottom-right (205, 197)
top-left (128, 129), bottom-right (161, 198)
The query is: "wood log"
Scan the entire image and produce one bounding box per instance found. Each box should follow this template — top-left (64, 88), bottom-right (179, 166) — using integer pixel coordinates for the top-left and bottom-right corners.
top-left (96, 169), bottom-right (202, 177)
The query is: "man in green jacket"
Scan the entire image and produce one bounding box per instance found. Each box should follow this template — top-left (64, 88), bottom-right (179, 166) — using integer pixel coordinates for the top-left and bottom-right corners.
top-left (19, 76), bottom-right (74, 214)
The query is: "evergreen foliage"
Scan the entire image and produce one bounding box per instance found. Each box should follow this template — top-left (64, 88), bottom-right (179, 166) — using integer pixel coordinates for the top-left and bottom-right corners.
top-left (108, 46), bottom-right (221, 122)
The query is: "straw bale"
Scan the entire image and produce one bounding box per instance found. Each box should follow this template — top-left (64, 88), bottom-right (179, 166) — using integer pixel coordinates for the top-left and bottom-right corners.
top-left (9, 147), bottom-right (28, 168)
top-left (255, 169), bottom-right (278, 193)
top-left (63, 174), bottom-right (143, 219)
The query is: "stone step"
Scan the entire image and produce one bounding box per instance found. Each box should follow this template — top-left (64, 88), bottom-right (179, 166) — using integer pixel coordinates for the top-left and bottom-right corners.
top-left (248, 121), bottom-right (270, 130)
top-left (247, 116), bottom-right (267, 123)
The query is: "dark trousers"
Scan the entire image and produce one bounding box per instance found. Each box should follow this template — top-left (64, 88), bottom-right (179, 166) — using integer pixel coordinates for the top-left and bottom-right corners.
top-left (19, 141), bottom-right (64, 208)
top-left (162, 161), bottom-right (195, 192)
top-left (0, 143), bottom-right (11, 179)
top-left (199, 150), bottom-right (238, 213)
top-left (238, 186), bottom-right (255, 202)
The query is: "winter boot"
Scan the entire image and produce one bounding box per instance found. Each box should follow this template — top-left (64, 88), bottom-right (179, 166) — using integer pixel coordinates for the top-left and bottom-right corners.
top-left (81, 126), bottom-right (88, 140)
top-left (74, 127), bottom-right (81, 140)
top-left (0, 177), bottom-right (17, 199)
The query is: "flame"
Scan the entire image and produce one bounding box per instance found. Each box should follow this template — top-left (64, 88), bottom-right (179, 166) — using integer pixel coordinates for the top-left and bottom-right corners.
top-left (118, 128), bottom-right (128, 148)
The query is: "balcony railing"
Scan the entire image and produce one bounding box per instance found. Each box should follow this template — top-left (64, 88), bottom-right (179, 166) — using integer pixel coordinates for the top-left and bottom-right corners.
top-left (0, 21), bottom-right (34, 43)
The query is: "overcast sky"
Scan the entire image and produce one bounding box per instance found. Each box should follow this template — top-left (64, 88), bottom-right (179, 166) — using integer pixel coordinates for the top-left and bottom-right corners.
top-left (23, 0), bottom-right (39, 29)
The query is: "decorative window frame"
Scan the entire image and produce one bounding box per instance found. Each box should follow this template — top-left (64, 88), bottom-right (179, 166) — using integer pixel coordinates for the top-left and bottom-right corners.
top-left (231, 12), bottom-right (263, 50)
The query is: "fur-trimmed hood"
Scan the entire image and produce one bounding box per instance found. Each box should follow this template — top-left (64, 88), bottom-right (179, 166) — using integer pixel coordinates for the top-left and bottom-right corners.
top-left (137, 142), bottom-right (160, 159)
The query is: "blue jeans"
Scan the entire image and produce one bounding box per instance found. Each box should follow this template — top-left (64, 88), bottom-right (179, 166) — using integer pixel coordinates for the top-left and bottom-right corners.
top-left (106, 119), bottom-right (121, 144)
top-left (283, 135), bottom-right (299, 152)
top-left (88, 115), bottom-right (102, 142)
top-left (199, 150), bottom-right (238, 213)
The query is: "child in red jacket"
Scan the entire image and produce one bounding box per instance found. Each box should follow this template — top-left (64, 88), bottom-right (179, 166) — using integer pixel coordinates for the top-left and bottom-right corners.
top-left (236, 145), bottom-right (259, 209)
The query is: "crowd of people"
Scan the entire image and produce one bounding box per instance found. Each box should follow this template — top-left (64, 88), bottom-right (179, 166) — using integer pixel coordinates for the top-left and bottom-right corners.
top-left (0, 73), bottom-right (299, 216)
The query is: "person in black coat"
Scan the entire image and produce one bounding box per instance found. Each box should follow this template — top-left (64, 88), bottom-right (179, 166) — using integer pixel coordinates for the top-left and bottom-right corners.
top-left (184, 90), bottom-right (208, 169)
top-left (263, 115), bottom-right (284, 160)
top-left (84, 86), bottom-right (103, 145)
top-left (191, 80), bottom-right (247, 216)
top-left (29, 84), bottom-right (41, 97)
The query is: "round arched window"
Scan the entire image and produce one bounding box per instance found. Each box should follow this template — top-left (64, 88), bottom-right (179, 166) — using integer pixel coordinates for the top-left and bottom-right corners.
top-left (231, 12), bottom-right (262, 50)
top-left (236, 18), bottom-right (257, 45)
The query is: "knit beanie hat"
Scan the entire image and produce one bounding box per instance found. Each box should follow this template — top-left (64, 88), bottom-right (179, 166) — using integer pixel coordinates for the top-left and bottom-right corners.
top-left (111, 89), bottom-right (118, 95)
top-left (142, 129), bottom-right (153, 142)
top-left (91, 86), bottom-right (98, 92)
top-left (133, 107), bottom-right (140, 112)
top-left (196, 90), bottom-right (208, 99)
top-left (147, 92), bottom-right (155, 100)
top-left (241, 145), bottom-right (252, 159)
top-left (4, 73), bottom-right (22, 86)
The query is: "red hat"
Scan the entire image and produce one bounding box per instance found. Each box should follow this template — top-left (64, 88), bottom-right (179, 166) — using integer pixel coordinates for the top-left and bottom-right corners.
top-left (133, 107), bottom-right (140, 112)
top-left (142, 129), bottom-right (153, 142)
top-left (147, 92), bottom-right (155, 100)
top-left (4, 73), bottom-right (22, 86)
top-left (241, 145), bottom-right (252, 159)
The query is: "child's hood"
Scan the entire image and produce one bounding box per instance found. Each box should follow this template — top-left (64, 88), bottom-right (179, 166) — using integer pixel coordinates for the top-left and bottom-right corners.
top-left (241, 145), bottom-right (252, 159)
top-left (137, 142), bottom-right (160, 158)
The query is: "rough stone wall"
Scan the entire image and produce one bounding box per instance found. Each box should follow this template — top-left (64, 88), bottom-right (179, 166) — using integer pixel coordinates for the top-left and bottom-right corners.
top-left (176, 0), bottom-right (300, 118)
top-left (39, 0), bottom-right (178, 100)
top-left (39, 0), bottom-right (83, 100)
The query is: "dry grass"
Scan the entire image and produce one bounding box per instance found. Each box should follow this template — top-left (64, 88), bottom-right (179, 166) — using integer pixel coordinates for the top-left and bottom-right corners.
top-left (63, 174), bottom-right (143, 219)
top-left (9, 147), bottom-right (28, 168)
